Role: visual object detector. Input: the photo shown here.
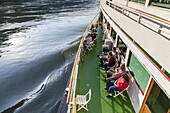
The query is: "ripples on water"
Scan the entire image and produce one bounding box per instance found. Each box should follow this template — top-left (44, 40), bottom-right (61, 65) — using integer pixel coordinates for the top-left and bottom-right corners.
top-left (0, 0), bottom-right (99, 112)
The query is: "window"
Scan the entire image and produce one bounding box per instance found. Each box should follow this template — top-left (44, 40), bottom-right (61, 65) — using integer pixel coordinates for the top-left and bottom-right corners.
top-left (131, 0), bottom-right (146, 4)
top-left (129, 53), bottom-right (150, 92)
top-left (165, 70), bottom-right (170, 78)
top-left (107, 22), bottom-right (110, 30)
top-left (111, 28), bottom-right (116, 41)
top-left (146, 82), bottom-right (170, 113)
top-left (151, 0), bottom-right (170, 9)
top-left (118, 38), bottom-right (127, 58)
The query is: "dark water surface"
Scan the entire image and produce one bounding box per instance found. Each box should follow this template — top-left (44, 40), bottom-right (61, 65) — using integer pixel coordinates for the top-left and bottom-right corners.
top-left (0, 0), bottom-right (99, 112)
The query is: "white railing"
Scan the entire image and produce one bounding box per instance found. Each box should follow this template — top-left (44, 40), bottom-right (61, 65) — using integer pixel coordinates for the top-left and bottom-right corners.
top-left (106, 0), bottom-right (170, 40)
top-left (66, 12), bottom-right (100, 113)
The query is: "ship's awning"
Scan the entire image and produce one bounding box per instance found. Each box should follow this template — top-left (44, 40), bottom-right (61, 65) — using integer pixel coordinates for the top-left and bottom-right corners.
top-left (101, 0), bottom-right (170, 74)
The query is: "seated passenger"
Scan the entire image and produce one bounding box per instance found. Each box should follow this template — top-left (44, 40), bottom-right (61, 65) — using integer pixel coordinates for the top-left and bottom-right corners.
top-left (90, 24), bottom-right (94, 31)
top-left (120, 47), bottom-right (126, 58)
top-left (102, 46), bottom-right (110, 55)
top-left (91, 27), bottom-right (97, 41)
top-left (106, 64), bottom-right (126, 78)
top-left (100, 23), bottom-right (103, 32)
top-left (82, 34), bottom-right (92, 52)
top-left (102, 52), bottom-right (116, 71)
top-left (106, 73), bottom-right (130, 98)
top-left (111, 47), bottom-right (117, 59)
top-left (83, 40), bottom-right (87, 50)
top-left (116, 51), bottom-right (122, 67)
top-left (92, 27), bottom-right (97, 33)
top-left (86, 34), bottom-right (92, 45)
top-left (105, 64), bottom-right (126, 90)
top-left (95, 23), bottom-right (98, 28)
top-left (98, 47), bottom-right (117, 66)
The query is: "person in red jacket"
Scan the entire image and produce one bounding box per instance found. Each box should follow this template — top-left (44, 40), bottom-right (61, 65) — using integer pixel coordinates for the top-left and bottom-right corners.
top-left (106, 73), bottom-right (130, 98)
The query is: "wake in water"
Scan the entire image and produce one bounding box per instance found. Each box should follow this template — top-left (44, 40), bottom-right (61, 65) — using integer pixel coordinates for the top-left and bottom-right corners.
top-left (2, 39), bottom-right (80, 113)
top-left (0, 0), bottom-right (100, 112)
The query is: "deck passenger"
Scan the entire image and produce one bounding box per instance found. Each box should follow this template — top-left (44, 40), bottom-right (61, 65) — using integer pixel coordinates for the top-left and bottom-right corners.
top-left (112, 47), bottom-right (118, 62)
top-left (105, 64), bottom-right (126, 90)
top-left (83, 34), bottom-right (92, 52)
top-left (86, 34), bottom-right (92, 45)
top-left (106, 73), bottom-right (130, 98)
top-left (98, 47), bottom-right (117, 66)
top-left (120, 47), bottom-right (126, 58)
top-left (116, 52), bottom-right (122, 67)
top-left (102, 52), bottom-right (116, 72)
top-left (91, 27), bottom-right (97, 41)
top-left (99, 23), bottom-right (103, 32)
top-left (111, 47), bottom-right (117, 58)
top-left (95, 23), bottom-right (98, 28)
top-left (90, 24), bottom-right (94, 31)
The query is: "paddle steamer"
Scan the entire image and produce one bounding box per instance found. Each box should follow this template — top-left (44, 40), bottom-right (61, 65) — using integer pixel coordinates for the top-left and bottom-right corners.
top-left (58, 0), bottom-right (170, 113)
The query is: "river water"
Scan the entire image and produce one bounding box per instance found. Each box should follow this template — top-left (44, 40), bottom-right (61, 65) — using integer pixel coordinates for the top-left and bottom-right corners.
top-left (0, 0), bottom-right (99, 112)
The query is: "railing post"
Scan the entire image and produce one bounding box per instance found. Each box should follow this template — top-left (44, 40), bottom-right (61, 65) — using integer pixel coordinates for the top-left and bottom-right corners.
top-left (138, 15), bottom-right (142, 24)
top-left (158, 25), bottom-right (162, 34)
top-left (122, 9), bottom-right (125, 14)
top-left (114, 34), bottom-right (119, 48)
top-left (161, 67), bottom-right (166, 72)
top-left (126, 0), bottom-right (129, 7)
top-left (125, 48), bottom-right (132, 67)
top-left (72, 98), bottom-right (77, 113)
top-left (145, 0), bottom-right (151, 7)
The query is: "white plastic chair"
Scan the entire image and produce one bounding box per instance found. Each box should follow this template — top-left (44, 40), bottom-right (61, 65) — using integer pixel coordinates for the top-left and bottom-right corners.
top-left (91, 41), bottom-right (95, 47)
top-left (77, 89), bottom-right (91, 111)
top-left (86, 41), bottom-right (94, 51)
top-left (113, 86), bottom-right (129, 98)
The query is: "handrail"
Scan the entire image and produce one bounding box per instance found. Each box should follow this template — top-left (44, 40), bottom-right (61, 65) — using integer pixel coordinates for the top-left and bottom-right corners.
top-left (71, 98), bottom-right (77, 113)
top-left (107, 0), bottom-right (170, 25)
top-left (66, 12), bottom-right (100, 105)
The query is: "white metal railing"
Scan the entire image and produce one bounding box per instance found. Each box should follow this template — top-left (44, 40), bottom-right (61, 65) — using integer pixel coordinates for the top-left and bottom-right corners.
top-left (66, 12), bottom-right (100, 113)
top-left (106, 0), bottom-right (170, 40)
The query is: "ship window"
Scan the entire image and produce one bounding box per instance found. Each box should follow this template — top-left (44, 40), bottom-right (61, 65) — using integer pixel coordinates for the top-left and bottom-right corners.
top-left (118, 38), bottom-right (127, 58)
top-left (131, 0), bottom-right (146, 4)
top-left (150, 0), bottom-right (170, 9)
top-left (107, 22), bottom-right (110, 30)
top-left (105, 19), bottom-right (107, 24)
top-left (146, 82), bottom-right (170, 113)
top-left (111, 28), bottom-right (116, 40)
top-left (129, 53), bottom-right (150, 92)
top-left (165, 70), bottom-right (170, 78)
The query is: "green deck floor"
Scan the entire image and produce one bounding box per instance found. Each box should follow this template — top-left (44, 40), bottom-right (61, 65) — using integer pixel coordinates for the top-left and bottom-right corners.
top-left (76, 27), bottom-right (135, 113)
